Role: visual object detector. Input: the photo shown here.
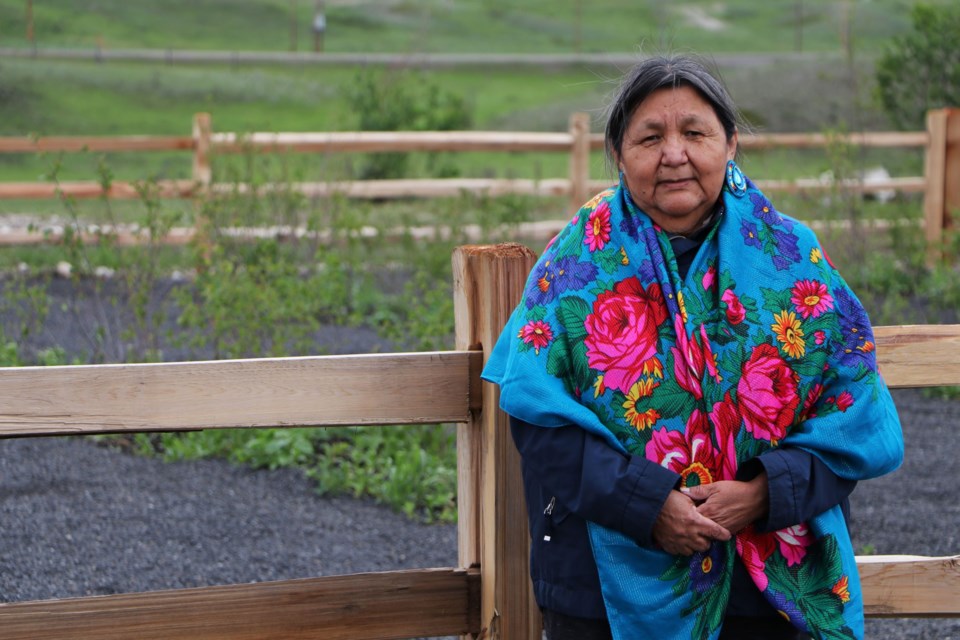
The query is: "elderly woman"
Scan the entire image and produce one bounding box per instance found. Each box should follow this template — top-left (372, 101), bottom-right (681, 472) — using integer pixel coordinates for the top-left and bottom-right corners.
top-left (482, 55), bottom-right (903, 640)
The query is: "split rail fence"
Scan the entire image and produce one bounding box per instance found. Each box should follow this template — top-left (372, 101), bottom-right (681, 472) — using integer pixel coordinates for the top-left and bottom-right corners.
top-left (0, 244), bottom-right (958, 639)
top-left (0, 109), bottom-right (957, 254)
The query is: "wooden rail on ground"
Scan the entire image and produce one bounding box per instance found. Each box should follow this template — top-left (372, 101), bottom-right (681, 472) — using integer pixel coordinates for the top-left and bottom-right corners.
top-left (0, 246), bottom-right (959, 639)
top-left (1, 109), bottom-right (958, 250)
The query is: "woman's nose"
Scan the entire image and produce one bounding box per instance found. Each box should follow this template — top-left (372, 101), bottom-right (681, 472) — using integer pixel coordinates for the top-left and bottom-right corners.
top-left (661, 136), bottom-right (687, 165)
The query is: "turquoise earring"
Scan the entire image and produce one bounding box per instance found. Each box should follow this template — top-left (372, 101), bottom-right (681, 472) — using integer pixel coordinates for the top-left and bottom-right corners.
top-left (725, 160), bottom-right (747, 197)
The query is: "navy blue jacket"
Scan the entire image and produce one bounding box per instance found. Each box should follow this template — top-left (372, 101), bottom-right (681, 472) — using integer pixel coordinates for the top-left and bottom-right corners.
top-left (510, 416), bottom-right (857, 619)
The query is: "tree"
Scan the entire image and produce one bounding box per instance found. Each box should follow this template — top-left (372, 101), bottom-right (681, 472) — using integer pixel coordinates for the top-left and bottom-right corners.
top-left (875, 3), bottom-right (960, 130)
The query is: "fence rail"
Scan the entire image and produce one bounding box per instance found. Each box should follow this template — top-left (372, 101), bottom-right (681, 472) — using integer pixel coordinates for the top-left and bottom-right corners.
top-left (0, 351), bottom-right (480, 437)
top-left (1, 110), bottom-right (957, 253)
top-left (0, 244), bottom-right (958, 638)
top-left (0, 568), bottom-right (481, 640)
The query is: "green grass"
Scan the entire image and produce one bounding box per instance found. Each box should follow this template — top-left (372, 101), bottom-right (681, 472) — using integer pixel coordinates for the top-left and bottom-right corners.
top-left (0, 58), bottom-right (613, 136)
top-left (2, 0), bottom-right (955, 55)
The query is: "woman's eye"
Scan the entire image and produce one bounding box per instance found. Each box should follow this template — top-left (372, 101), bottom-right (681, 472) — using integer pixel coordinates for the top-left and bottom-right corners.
top-left (685, 130), bottom-right (704, 138)
top-left (641, 135), bottom-right (660, 145)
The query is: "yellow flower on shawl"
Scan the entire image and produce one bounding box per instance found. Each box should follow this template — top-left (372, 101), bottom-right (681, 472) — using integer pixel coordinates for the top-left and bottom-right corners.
top-left (620, 247), bottom-right (629, 266)
top-left (810, 247), bottom-right (823, 264)
top-left (677, 291), bottom-right (688, 323)
top-left (623, 379), bottom-right (660, 431)
top-left (582, 189), bottom-right (614, 211)
top-left (772, 310), bottom-right (805, 359)
top-left (593, 374), bottom-right (606, 398)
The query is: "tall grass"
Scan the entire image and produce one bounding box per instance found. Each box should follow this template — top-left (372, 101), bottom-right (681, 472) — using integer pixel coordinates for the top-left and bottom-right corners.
top-left (2, 0), bottom-right (952, 54)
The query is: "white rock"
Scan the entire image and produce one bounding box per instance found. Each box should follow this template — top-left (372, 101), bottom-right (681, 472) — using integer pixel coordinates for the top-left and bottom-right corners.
top-left (862, 166), bottom-right (896, 204)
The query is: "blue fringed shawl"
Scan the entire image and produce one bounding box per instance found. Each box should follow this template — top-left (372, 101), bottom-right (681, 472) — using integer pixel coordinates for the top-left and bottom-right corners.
top-left (482, 175), bottom-right (903, 640)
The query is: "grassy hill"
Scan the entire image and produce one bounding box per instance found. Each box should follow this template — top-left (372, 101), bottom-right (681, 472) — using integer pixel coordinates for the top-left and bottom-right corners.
top-left (0, 0), bottom-right (949, 55)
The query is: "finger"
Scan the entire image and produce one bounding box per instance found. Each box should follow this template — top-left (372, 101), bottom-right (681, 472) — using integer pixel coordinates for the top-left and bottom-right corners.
top-left (696, 512), bottom-right (731, 541)
top-left (710, 523), bottom-right (732, 541)
top-left (681, 485), bottom-right (711, 501)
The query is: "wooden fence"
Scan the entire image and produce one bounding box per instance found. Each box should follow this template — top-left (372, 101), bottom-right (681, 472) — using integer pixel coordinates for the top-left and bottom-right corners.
top-left (0, 110), bottom-right (958, 252)
top-left (0, 244), bottom-right (958, 639)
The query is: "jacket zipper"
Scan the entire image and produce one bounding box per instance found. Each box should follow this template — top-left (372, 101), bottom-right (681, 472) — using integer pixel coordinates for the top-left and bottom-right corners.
top-left (543, 496), bottom-right (556, 542)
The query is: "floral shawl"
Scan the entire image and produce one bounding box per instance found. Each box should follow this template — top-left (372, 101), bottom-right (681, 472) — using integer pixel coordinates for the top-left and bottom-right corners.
top-left (482, 173), bottom-right (904, 640)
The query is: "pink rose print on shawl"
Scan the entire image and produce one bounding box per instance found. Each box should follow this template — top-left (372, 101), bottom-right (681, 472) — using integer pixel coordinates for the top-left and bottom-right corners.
top-left (671, 323), bottom-right (719, 400)
top-left (736, 526), bottom-right (777, 592)
top-left (721, 289), bottom-right (746, 325)
top-left (585, 200), bottom-right (612, 252)
top-left (646, 409), bottom-right (729, 487)
top-left (776, 523), bottom-right (814, 566)
top-left (736, 344), bottom-right (800, 444)
top-left (584, 277), bottom-right (667, 394)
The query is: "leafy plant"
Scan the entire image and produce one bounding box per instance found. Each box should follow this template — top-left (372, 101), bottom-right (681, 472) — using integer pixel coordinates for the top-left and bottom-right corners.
top-left (875, 3), bottom-right (960, 130)
top-left (345, 69), bottom-right (472, 179)
top-left (155, 427), bottom-right (321, 469)
top-left (42, 154), bottom-right (183, 363)
top-left (307, 424), bottom-right (457, 523)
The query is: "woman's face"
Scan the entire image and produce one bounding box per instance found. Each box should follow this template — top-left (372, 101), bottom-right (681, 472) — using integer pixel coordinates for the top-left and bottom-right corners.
top-left (616, 84), bottom-right (738, 234)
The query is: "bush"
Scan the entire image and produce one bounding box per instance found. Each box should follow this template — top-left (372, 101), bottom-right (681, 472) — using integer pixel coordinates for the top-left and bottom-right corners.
top-left (875, 3), bottom-right (960, 129)
top-left (346, 70), bottom-right (472, 179)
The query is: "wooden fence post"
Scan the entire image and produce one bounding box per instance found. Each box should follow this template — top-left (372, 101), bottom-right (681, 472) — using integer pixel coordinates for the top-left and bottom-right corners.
top-left (923, 108), bottom-right (960, 265)
top-left (569, 111), bottom-right (591, 213)
top-left (453, 243), bottom-right (540, 640)
top-left (946, 109), bottom-right (960, 258)
top-left (192, 113), bottom-right (213, 258)
top-left (924, 109), bottom-right (948, 264)
top-left (192, 113), bottom-right (212, 189)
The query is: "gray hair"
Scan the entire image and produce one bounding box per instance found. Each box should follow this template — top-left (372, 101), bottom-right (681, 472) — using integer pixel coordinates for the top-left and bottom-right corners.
top-left (604, 55), bottom-right (743, 163)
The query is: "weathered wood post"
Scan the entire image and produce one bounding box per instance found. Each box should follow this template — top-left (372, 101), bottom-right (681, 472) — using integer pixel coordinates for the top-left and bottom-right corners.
top-left (923, 108), bottom-right (960, 265)
top-left (453, 243), bottom-right (540, 640)
top-left (192, 113), bottom-right (212, 191)
top-left (569, 111), bottom-right (591, 214)
top-left (192, 112), bottom-right (213, 258)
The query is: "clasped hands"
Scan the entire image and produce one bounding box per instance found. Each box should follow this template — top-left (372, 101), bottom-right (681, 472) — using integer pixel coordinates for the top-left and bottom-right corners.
top-left (651, 473), bottom-right (769, 556)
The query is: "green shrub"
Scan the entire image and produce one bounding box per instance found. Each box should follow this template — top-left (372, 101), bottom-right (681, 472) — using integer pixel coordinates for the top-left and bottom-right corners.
top-left (875, 3), bottom-right (960, 129)
top-left (346, 69), bottom-right (472, 179)
top-left (308, 424), bottom-right (457, 523)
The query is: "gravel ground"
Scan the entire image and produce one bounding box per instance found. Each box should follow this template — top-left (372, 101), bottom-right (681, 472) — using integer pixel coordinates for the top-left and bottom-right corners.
top-left (1, 390), bottom-right (957, 639)
top-left (1, 277), bottom-right (958, 639)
